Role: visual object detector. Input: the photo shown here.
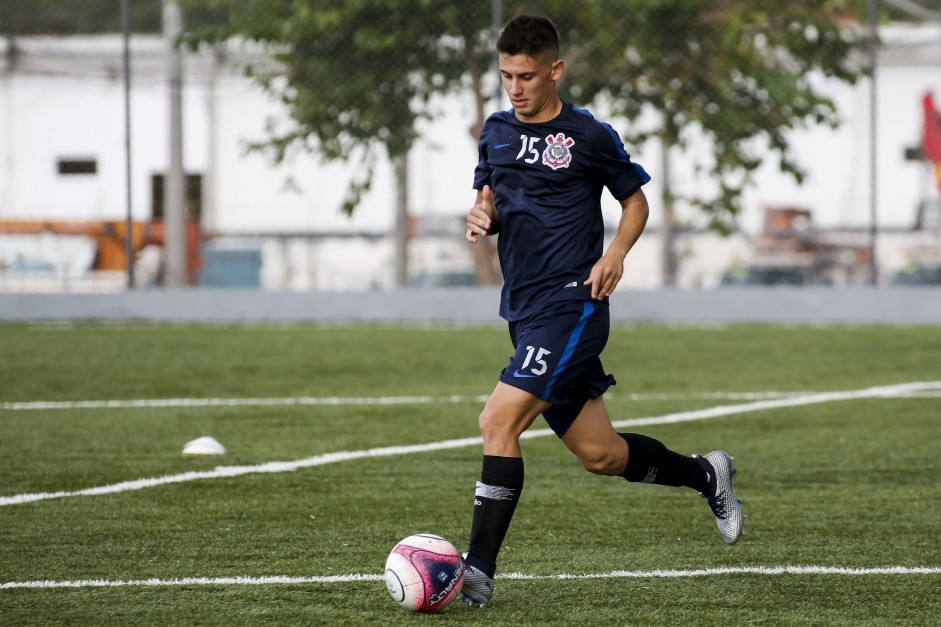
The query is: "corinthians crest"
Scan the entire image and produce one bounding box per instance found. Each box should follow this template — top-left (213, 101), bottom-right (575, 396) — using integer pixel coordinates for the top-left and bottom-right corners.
top-left (542, 132), bottom-right (575, 170)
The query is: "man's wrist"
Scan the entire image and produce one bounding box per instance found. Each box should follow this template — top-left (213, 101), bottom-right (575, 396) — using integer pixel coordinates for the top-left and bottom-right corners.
top-left (606, 242), bottom-right (629, 259)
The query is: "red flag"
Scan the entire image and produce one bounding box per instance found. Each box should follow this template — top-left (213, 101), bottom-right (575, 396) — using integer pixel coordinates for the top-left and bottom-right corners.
top-left (923, 92), bottom-right (941, 190)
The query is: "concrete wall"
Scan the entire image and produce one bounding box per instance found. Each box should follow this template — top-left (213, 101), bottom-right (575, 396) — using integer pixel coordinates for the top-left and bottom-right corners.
top-left (2, 288), bottom-right (939, 324)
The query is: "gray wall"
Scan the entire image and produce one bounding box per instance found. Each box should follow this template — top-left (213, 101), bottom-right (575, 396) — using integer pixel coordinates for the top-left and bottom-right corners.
top-left (2, 288), bottom-right (940, 324)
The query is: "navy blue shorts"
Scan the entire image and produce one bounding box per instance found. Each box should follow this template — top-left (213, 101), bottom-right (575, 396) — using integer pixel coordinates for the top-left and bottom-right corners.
top-left (498, 299), bottom-right (616, 437)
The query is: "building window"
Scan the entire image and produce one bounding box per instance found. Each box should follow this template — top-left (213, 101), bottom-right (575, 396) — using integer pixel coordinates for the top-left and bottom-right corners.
top-left (57, 158), bottom-right (97, 175)
top-left (151, 173), bottom-right (203, 222)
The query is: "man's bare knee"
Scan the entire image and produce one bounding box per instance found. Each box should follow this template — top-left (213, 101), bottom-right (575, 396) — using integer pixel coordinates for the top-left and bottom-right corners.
top-left (478, 406), bottom-right (499, 439)
top-left (476, 384), bottom-right (549, 457)
top-left (478, 407), bottom-right (520, 451)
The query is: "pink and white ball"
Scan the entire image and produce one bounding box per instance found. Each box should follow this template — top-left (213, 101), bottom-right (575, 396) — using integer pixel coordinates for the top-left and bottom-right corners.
top-left (384, 534), bottom-right (464, 613)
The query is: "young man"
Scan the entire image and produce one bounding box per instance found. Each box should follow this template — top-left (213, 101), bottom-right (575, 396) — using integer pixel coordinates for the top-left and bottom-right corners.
top-left (460, 14), bottom-right (744, 606)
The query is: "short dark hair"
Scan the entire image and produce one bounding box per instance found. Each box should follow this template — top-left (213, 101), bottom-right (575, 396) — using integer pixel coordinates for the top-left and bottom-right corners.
top-left (496, 14), bottom-right (559, 60)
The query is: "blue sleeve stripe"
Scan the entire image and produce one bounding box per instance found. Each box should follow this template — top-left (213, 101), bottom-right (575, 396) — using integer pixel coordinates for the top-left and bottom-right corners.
top-left (572, 106), bottom-right (642, 172)
top-left (600, 122), bottom-right (630, 162)
top-left (542, 301), bottom-right (596, 400)
top-left (572, 105), bottom-right (594, 118)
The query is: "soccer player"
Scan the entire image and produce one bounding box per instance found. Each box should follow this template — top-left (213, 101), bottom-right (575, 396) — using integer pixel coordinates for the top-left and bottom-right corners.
top-left (460, 14), bottom-right (744, 606)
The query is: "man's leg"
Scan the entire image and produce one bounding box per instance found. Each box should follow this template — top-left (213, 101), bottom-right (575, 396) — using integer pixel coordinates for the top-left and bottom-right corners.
top-left (561, 397), bottom-right (706, 490)
top-left (561, 396), bottom-right (743, 543)
top-left (462, 382), bottom-right (549, 605)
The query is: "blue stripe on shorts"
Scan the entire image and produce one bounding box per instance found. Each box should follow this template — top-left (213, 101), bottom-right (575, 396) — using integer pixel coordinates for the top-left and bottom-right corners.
top-left (542, 300), bottom-right (595, 400)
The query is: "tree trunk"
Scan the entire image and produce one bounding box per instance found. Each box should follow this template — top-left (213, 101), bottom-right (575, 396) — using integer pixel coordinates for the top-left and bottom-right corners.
top-left (661, 138), bottom-right (678, 287)
top-left (393, 153), bottom-right (409, 288)
top-left (463, 10), bottom-right (501, 287)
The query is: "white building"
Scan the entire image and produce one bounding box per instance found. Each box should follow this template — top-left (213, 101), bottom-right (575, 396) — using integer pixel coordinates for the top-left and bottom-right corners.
top-left (0, 23), bottom-right (939, 290)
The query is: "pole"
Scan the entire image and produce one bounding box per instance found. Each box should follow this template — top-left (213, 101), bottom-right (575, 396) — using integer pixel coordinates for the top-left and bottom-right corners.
top-left (868, 0), bottom-right (879, 285)
top-left (121, 0), bottom-right (135, 289)
top-left (163, 1), bottom-right (187, 287)
top-left (204, 46), bottom-right (221, 236)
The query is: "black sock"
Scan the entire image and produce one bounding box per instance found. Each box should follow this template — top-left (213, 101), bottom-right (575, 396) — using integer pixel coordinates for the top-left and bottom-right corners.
top-left (466, 455), bottom-right (524, 578)
top-left (619, 433), bottom-right (709, 492)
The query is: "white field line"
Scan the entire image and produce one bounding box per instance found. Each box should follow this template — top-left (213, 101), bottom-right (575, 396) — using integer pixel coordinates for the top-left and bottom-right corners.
top-left (6, 388), bottom-right (940, 412)
top-left (0, 395), bottom-right (493, 411)
top-left (1, 381), bottom-right (939, 508)
top-left (0, 391), bottom-right (819, 411)
top-left (606, 380), bottom-right (941, 430)
top-left (3, 565), bottom-right (940, 589)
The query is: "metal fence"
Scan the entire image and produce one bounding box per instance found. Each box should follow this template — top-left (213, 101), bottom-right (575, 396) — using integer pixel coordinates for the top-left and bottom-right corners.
top-left (1, 1), bottom-right (939, 292)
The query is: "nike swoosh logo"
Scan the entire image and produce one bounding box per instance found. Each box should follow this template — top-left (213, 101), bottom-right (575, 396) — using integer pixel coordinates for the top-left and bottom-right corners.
top-left (512, 369), bottom-right (536, 378)
top-left (495, 142), bottom-right (514, 149)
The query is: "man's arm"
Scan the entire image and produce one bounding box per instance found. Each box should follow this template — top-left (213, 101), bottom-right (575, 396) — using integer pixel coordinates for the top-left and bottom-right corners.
top-left (584, 188), bottom-right (649, 300)
top-left (465, 185), bottom-right (501, 243)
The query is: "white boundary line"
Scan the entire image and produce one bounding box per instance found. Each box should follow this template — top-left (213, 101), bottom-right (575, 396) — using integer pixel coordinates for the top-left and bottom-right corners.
top-left (5, 389), bottom-right (939, 412)
top-left (1, 381), bottom-right (939, 508)
top-left (3, 565), bottom-right (940, 589)
top-left (0, 395), bottom-right (492, 411)
top-left (0, 391), bottom-right (816, 411)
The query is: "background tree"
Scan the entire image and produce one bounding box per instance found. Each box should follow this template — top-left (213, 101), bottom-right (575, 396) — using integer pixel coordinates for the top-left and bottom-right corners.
top-left (536, 0), bottom-right (867, 283)
top-left (180, 0), bottom-right (497, 285)
top-left (177, 0), bottom-right (869, 285)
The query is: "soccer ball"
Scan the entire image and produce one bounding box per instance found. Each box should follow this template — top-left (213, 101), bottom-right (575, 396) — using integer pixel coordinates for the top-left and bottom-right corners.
top-left (384, 533), bottom-right (464, 613)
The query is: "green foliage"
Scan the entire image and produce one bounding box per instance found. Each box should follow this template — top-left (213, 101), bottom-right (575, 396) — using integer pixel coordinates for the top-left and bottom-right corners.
top-left (180, 0), bottom-right (492, 214)
top-left (175, 0), bottom-right (869, 228)
top-left (0, 0), bottom-right (158, 34)
top-left (537, 0), bottom-right (868, 232)
top-left (0, 0), bottom-right (209, 35)
top-left (1, 323), bottom-right (940, 624)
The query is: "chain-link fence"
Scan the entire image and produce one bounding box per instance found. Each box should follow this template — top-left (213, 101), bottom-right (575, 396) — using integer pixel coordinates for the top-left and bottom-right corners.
top-left (1, 1), bottom-right (939, 292)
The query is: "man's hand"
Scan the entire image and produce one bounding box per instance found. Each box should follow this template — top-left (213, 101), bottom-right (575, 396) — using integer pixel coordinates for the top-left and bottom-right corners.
top-left (465, 185), bottom-right (499, 243)
top-left (584, 250), bottom-right (625, 300)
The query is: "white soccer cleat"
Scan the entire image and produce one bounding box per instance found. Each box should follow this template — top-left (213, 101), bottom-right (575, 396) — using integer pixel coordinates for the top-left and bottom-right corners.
top-left (459, 553), bottom-right (494, 606)
top-left (695, 450), bottom-right (745, 545)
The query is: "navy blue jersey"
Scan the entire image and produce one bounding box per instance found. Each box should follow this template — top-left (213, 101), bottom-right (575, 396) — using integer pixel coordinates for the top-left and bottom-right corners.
top-left (474, 102), bottom-right (650, 321)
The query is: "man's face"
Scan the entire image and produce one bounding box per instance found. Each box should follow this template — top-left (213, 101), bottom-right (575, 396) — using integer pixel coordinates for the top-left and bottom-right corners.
top-left (499, 52), bottom-right (564, 123)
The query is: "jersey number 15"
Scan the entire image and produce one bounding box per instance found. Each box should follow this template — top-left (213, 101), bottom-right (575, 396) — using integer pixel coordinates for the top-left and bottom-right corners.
top-left (516, 135), bottom-right (541, 164)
